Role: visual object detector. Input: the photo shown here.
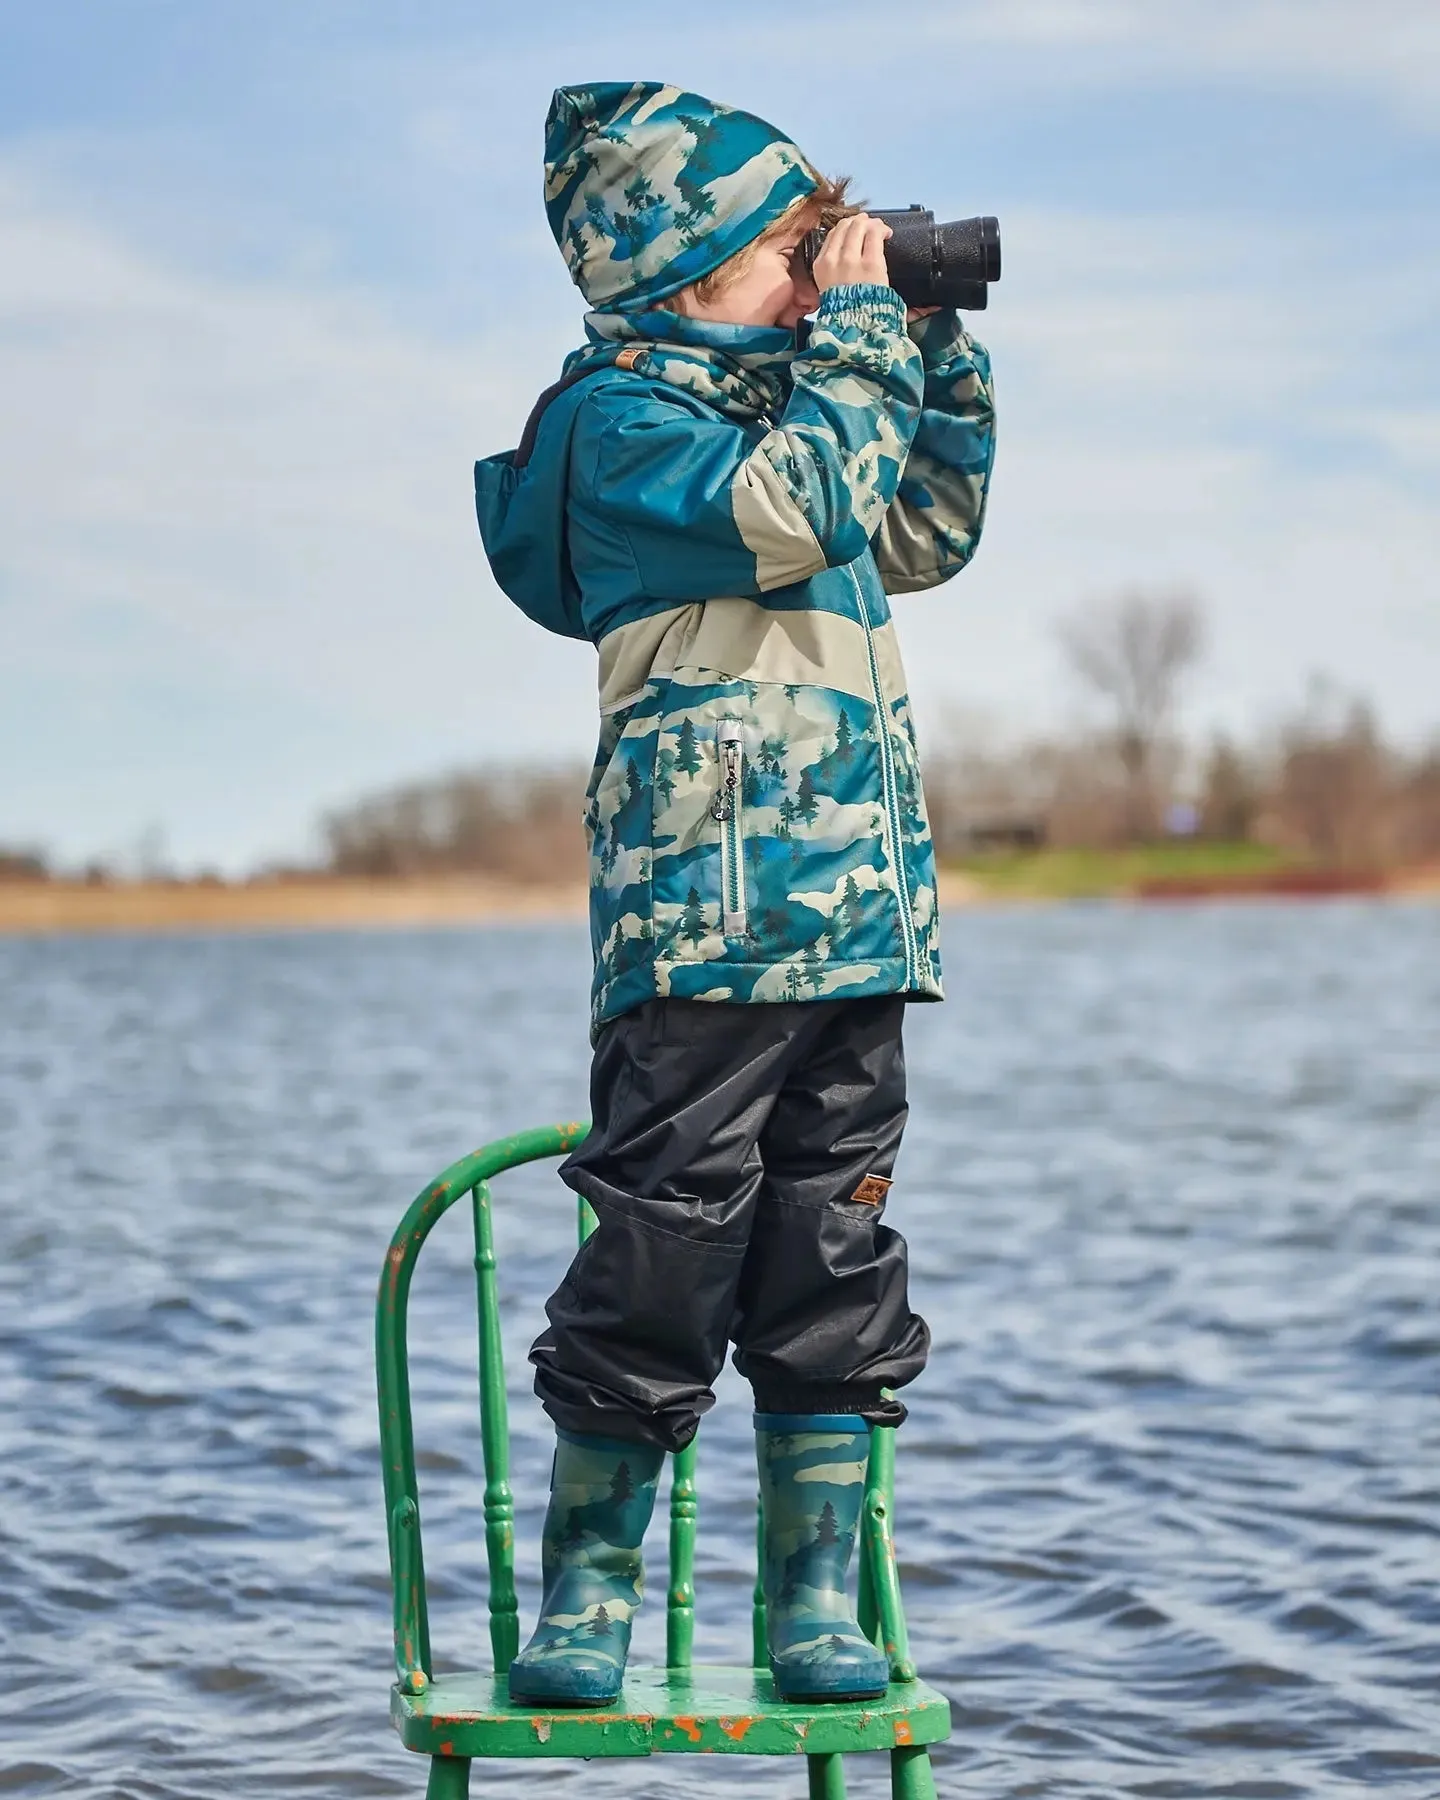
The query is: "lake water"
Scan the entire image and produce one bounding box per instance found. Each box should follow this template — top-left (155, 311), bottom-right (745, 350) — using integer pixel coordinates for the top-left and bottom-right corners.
top-left (2, 903), bottom-right (1438, 1798)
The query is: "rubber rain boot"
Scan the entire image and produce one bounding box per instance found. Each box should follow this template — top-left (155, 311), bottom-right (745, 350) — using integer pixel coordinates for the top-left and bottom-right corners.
top-left (507, 1429), bottom-right (663, 1707)
top-left (755, 1413), bottom-right (889, 1702)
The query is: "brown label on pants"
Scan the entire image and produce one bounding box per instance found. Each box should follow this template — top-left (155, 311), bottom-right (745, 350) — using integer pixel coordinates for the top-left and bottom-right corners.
top-left (850, 1174), bottom-right (893, 1206)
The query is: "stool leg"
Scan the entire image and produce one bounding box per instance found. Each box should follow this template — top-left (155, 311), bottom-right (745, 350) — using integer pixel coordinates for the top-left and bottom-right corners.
top-left (890, 1744), bottom-right (937, 1799)
top-left (808, 1751), bottom-right (847, 1798)
top-left (425, 1755), bottom-right (470, 1799)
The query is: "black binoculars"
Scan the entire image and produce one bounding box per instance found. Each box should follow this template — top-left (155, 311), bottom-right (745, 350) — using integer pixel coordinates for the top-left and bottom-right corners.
top-left (801, 207), bottom-right (1001, 310)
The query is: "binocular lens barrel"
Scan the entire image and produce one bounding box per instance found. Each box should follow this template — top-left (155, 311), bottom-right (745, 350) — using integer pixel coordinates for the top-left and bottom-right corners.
top-left (803, 207), bottom-right (1001, 310)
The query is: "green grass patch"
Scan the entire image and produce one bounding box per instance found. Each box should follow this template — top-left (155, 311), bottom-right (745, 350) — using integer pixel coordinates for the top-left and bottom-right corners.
top-left (946, 841), bottom-right (1296, 899)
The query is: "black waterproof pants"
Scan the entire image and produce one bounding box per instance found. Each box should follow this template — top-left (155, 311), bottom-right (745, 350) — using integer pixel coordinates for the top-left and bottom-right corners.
top-left (530, 996), bottom-right (930, 1452)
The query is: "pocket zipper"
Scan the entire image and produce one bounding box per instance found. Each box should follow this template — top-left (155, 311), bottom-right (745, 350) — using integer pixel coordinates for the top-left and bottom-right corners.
top-left (710, 721), bottom-right (748, 937)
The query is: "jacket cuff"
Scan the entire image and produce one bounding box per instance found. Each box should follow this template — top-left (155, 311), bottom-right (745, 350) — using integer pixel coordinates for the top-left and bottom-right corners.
top-left (815, 283), bottom-right (907, 336)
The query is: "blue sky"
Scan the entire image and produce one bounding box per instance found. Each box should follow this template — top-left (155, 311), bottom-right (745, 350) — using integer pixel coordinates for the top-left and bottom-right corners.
top-left (3, 1), bottom-right (1438, 870)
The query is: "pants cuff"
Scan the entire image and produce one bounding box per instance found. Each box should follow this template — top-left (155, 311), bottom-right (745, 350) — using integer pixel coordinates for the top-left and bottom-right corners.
top-left (748, 1383), bottom-right (908, 1428)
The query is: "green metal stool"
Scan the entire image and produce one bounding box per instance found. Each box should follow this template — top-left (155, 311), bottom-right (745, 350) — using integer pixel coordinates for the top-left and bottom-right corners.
top-left (376, 1125), bottom-right (950, 1798)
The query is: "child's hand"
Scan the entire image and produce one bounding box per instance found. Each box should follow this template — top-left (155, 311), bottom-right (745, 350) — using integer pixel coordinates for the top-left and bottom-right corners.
top-left (906, 305), bottom-right (942, 324)
top-left (812, 213), bottom-right (893, 292)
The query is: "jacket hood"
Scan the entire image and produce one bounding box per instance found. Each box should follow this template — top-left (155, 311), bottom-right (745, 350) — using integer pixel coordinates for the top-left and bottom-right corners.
top-left (478, 311), bottom-right (803, 642)
top-left (474, 375), bottom-right (598, 643)
top-left (544, 81), bottom-right (817, 312)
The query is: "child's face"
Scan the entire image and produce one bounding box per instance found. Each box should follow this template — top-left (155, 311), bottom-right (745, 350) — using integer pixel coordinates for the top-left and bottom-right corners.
top-left (680, 224), bottom-right (821, 331)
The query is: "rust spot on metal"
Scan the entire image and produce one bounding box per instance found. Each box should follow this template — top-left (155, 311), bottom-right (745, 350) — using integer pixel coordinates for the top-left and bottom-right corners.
top-left (438, 1740), bottom-right (453, 1755)
top-left (672, 1715), bottom-right (703, 1742)
top-left (718, 1715), bottom-right (759, 1741)
top-left (893, 1718), bottom-right (914, 1746)
top-left (532, 1718), bottom-right (551, 1743)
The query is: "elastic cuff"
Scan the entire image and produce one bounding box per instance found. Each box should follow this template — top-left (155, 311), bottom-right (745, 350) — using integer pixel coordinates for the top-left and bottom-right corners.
top-left (815, 283), bottom-right (906, 334)
top-left (749, 1382), bottom-right (906, 1428)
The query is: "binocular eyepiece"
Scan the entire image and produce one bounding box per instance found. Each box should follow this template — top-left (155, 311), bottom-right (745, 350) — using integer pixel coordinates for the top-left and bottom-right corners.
top-left (801, 207), bottom-right (1001, 311)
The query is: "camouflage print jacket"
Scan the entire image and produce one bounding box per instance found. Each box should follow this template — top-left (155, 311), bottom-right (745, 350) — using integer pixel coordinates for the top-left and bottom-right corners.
top-left (475, 283), bottom-right (995, 1034)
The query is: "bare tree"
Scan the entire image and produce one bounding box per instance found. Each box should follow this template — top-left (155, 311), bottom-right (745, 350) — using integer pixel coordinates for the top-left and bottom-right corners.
top-left (1268, 684), bottom-right (1392, 867)
top-left (1199, 735), bottom-right (1261, 842)
top-left (320, 764), bottom-right (587, 883)
top-left (1056, 589), bottom-right (1206, 840)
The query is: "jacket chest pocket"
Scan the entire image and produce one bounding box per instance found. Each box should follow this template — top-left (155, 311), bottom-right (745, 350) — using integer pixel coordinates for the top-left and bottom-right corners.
top-left (710, 720), bottom-right (748, 937)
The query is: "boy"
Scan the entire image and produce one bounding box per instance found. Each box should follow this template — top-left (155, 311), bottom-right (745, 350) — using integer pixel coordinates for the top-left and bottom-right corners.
top-left (475, 82), bottom-right (995, 1706)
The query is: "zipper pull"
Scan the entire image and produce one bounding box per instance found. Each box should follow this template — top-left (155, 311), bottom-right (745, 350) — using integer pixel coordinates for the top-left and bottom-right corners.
top-left (711, 734), bottom-right (742, 821)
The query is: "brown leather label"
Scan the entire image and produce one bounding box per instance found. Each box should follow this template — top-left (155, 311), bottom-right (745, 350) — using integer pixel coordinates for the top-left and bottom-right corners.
top-left (850, 1174), bottom-right (893, 1206)
top-left (614, 346), bottom-right (643, 371)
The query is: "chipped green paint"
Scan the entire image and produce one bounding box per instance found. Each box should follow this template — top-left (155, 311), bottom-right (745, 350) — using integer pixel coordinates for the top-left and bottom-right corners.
top-left (391, 1664), bottom-right (950, 1760)
top-left (375, 1124), bottom-right (949, 1791)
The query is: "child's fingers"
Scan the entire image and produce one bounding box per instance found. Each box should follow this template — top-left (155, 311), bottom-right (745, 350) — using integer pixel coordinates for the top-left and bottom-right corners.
top-left (812, 212), bottom-right (897, 292)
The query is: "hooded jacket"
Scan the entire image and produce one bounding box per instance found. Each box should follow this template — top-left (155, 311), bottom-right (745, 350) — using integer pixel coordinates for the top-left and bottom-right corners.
top-left (476, 84), bottom-right (996, 1034)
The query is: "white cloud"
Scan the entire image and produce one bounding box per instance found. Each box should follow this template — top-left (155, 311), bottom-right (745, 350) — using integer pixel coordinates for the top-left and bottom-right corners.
top-left (0, 168), bottom-right (596, 863)
top-left (911, 0), bottom-right (1440, 122)
top-left (1, 160), bottom-right (1436, 866)
top-left (897, 204), bottom-right (1440, 749)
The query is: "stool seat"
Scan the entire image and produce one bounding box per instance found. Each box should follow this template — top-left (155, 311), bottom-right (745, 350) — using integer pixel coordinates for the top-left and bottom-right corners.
top-left (392, 1665), bottom-right (951, 1760)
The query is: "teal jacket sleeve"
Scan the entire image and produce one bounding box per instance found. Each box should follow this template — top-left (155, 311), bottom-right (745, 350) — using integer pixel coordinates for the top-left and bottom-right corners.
top-left (577, 284), bottom-right (924, 603)
top-left (872, 309), bottom-right (995, 594)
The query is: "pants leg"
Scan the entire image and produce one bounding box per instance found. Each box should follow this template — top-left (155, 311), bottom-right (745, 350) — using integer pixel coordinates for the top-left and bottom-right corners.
top-left (532, 999), bottom-right (834, 1451)
top-left (732, 996), bottom-right (930, 1421)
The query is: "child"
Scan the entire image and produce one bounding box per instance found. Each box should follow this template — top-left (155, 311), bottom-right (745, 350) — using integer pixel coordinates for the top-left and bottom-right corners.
top-left (475, 81), bottom-right (995, 1707)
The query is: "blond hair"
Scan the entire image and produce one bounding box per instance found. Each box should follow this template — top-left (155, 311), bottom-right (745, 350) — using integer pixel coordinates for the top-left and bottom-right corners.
top-left (675, 172), bottom-right (855, 308)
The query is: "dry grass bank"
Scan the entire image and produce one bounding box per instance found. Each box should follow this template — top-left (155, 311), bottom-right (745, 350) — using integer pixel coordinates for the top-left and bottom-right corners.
top-left (2, 861), bottom-right (1429, 939)
top-left (0, 877), bottom-right (589, 936)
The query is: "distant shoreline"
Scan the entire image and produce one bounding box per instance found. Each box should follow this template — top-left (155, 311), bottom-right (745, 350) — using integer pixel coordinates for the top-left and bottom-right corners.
top-left (0, 860), bottom-right (1435, 937)
top-left (0, 876), bottom-right (590, 936)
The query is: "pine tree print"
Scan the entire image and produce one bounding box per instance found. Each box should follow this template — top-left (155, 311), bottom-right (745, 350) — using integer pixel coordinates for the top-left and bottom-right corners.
top-left (610, 1462), bottom-right (634, 1503)
top-left (797, 770), bottom-right (819, 825)
top-left (784, 962), bottom-right (804, 1000)
top-left (680, 886), bottom-right (706, 946)
top-left (777, 795), bottom-right (797, 839)
top-left (815, 1500), bottom-right (840, 1547)
top-left (675, 718), bottom-right (703, 780)
top-left (833, 709), bottom-right (855, 762)
top-left (803, 942), bottom-right (826, 995)
top-left (759, 906), bottom-right (788, 946)
top-left (655, 747), bottom-right (677, 809)
top-left (589, 1603), bottom-right (612, 1637)
top-left (841, 872), bottom-right (865, 930)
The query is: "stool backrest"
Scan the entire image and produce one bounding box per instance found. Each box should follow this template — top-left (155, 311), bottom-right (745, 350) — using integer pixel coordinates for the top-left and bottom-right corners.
top-left (375, 1125), bottom-right (913, 1695)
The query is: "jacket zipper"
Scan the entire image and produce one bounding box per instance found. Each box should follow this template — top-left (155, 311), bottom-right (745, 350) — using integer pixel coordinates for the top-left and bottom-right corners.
top-left (849, 569), bottom-right (919, 986)
top-left (711, 721), bottom-right (748, 937)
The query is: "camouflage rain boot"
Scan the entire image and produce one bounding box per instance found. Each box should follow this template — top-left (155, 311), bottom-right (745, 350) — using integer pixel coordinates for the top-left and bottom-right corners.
top-left (755, 1413), bottom-right (890, 1702)
top-left (508, 1430), bottom-right (664, 1707)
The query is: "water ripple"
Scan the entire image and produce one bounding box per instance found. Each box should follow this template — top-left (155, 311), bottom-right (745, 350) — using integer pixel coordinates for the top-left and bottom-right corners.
top-left (1, 905), bottom-right (1438, 1795)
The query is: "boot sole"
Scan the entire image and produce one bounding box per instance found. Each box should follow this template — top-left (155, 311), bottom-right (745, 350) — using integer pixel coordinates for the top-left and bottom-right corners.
top-left (507, 1682), bottom-right (622, 1708)
top-left (773, 1682), bottom-right (889, 1703)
